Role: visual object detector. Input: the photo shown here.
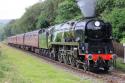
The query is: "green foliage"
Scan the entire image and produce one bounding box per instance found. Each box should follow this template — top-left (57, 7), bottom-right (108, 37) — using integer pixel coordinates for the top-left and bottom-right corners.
top-left (1, 0), bottom-right (125, 42)
top-left (36, 0), bottom-right (64, 27)
top-left (96, 0), bottom-right (115, 15)
top-left (114, 0), bottom-right (125, 8)
top-left (96, 0), bottom-right (125, 42)
top-left (4, 20), bottom-right (16, 36)
top-left (36, 11), bottom-right (50, 29)
top-left (18, 3), bottom-right (44, 31)
top-left (0, 28), bottom-right (6, 41)
top-left (55, 0), bottom-right (81, 23)
top-left (102, 8), bottom-right (125, 41)
top-left (121, 38), bottom-right (125, 43)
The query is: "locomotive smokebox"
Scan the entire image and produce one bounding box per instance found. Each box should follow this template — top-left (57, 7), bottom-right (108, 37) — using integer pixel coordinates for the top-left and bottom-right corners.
top-left (76, 0), bottom-right (96, 18)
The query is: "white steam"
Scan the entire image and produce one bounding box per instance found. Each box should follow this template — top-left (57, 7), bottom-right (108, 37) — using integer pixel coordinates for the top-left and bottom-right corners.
top-left (76, 0), bottom-right (96, 18)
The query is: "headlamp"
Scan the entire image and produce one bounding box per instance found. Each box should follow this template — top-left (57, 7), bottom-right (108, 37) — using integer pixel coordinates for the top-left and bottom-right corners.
top-left (95, 21), bottom-right (100, 27)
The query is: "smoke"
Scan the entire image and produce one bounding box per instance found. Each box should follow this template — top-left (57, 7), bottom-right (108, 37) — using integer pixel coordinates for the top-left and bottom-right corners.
top-left (76, 0), bottom-right (96, 18)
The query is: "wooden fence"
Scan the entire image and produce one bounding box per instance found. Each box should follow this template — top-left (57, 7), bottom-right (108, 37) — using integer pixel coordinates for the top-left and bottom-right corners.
top-left (113, 41), bottom-right (124, 58)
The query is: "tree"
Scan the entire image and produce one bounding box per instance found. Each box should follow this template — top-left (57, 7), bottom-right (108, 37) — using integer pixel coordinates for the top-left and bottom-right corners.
top-left (55, 0), bottom-right (81, 23)
top-left (1, 0), bottom-right (125, 42)
top-left (102, 8), bottom-right (125, 41)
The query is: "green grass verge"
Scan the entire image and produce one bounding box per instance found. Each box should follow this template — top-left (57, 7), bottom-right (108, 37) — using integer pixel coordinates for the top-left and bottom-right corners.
top-left (116, 58), bottom-right (125, 72)
top-left (0, 48), bottom-right (28, 83)
top-left (0, 43), bottom-right (93, 83)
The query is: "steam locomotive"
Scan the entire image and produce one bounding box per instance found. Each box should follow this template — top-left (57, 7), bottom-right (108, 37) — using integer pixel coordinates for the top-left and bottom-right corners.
top-left (7, 0), bottom-right (116, 71)
top-left (7, 18), bottom-right (116, 71)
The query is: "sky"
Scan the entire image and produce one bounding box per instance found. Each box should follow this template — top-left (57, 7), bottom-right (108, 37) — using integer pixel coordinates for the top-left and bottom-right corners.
top-left (0, 0), bottom-right (42, 19)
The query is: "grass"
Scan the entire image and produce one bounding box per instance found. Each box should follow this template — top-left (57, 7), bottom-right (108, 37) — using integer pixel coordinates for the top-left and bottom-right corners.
top-left (0, 48), bottom-right (27, 83)
top-left (116, 58), bottom-right (125, 72)
top-left (0, 43), bottom-right (94, 83)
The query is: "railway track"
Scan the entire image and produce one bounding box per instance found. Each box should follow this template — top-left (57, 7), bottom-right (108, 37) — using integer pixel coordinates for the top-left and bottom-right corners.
top-left (8, 45), bottom-right (125, 83)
